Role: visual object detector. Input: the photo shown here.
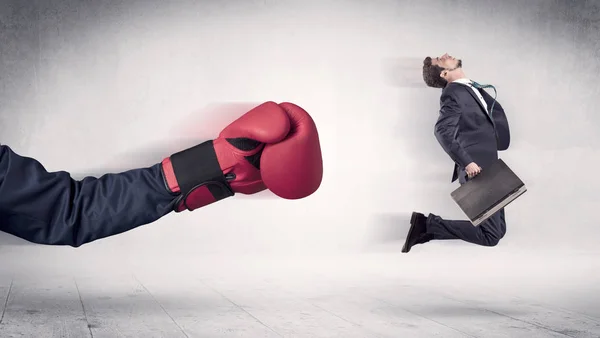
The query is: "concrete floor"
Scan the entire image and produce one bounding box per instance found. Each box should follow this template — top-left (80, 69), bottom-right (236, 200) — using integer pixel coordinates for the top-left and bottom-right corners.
top-left (0, 247), bottom-right (598, 338)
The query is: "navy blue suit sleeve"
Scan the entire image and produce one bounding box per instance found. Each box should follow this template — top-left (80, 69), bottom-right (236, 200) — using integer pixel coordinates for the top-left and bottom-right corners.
top-left (0, 144), bottom-right (179, 247)
top-left (434, 91), bottom-right (474, 168)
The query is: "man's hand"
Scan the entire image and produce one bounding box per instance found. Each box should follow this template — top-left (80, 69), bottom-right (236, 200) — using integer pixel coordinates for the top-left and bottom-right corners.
top-left (465, 162), bottom-right (482, 178)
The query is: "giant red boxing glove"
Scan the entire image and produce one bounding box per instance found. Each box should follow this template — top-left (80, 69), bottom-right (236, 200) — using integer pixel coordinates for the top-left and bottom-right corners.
top-left (160, 101), bottom-right (323, 212)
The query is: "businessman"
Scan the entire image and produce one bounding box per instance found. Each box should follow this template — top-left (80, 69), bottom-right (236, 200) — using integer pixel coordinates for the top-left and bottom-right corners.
top-left (402, 53), bottom-right (511, 253)
top-left (0, 101), bottom-right (323, 247)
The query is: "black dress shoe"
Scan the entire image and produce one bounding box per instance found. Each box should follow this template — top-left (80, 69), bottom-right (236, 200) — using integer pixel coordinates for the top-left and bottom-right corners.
top-left (401, 212), bottom-right (433, 253)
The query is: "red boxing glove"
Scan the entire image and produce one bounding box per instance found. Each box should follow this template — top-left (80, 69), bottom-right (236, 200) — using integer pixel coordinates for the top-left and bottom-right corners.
top-left (160, 101), bottom-right (323, 212)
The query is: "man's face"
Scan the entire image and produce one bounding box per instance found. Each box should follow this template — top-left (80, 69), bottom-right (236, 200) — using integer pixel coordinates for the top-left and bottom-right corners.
top-left (432, 53), bottom-right (462, 72)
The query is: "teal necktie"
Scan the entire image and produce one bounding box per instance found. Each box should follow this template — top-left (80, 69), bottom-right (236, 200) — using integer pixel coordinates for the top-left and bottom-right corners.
top-left (470, 81), bottom-right (497, 117)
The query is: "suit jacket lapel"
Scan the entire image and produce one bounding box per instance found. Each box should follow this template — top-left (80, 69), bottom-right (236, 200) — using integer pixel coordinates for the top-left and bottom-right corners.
top-left (477, 88), bottom-right (496, 127)
top-left (453, 83), bottom-right (494, 125)
top-left (467, 88), bottom-right (487, 113)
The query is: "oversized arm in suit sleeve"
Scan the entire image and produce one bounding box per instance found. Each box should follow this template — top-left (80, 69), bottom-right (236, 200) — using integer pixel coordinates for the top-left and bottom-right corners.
top-left (434, 91), bottom-right (474, 168)
top-left (0, 144), bottom-right (179, 247)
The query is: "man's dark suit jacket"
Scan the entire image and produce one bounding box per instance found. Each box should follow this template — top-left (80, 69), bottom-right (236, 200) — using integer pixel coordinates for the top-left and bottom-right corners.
top-left (433, 81), bottom-right (510, 183)
top-left (0, 144), bottom-right (179, 247)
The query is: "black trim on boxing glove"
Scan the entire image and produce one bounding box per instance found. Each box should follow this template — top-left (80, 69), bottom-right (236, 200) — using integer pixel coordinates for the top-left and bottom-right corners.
top-left (169, 140), bottom-right (234, 211)
top-left (226, 138), bottom-right (263, 170)
top-left (163, 138), bottom-right (264, 212)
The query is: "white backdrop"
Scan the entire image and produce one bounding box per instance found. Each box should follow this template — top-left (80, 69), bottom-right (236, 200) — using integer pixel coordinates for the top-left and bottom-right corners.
top-left (1, 0), bottom-right (599, 265)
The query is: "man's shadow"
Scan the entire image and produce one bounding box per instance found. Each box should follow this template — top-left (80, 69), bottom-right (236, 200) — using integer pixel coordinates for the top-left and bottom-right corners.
top-left (365, 57), bottom-right (455, 248)
top-left (381, 56), bottom-right (449, 180)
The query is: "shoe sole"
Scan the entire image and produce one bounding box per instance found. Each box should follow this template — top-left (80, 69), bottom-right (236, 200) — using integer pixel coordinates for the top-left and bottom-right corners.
top-left (401, 212), bottom-right (419, 253)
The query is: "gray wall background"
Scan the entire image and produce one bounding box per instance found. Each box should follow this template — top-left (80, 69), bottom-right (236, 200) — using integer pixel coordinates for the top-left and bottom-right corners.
top-left (0, 0), bottom-right (599, 263)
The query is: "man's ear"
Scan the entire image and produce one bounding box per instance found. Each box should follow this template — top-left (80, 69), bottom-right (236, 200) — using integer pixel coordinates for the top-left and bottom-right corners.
top-left (440, 70), bottom-right (447, 78)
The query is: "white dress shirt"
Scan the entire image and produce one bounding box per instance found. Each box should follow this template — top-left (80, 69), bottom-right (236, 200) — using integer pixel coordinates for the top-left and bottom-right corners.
top-left (452, 78), bottom-right (488, 113)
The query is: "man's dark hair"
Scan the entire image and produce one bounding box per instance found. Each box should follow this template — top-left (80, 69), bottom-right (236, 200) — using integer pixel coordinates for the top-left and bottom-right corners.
top-left (422, 57), bottom-right (447, 88)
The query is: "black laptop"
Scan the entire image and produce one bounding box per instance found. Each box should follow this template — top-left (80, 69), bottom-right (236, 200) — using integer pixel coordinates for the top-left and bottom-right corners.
top-left (451, 158), bottom-right (527, 226)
